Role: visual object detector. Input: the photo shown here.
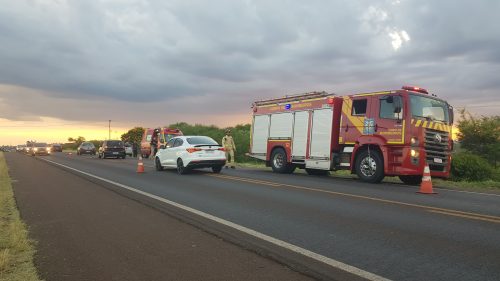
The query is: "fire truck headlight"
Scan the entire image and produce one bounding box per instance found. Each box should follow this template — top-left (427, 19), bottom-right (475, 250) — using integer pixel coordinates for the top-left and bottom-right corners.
top-left (410, 137), bottom-right (418, 146)
top-left (34, 148), bottom-right (38, 152)
top-left (410, 149), bottom-right (419, 158)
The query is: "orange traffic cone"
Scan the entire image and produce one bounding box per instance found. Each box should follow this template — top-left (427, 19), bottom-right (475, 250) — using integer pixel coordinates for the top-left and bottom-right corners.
top-left (417, 164), bottom-right (437, 194)
top-left (137, 156), bottom-right (145, 173)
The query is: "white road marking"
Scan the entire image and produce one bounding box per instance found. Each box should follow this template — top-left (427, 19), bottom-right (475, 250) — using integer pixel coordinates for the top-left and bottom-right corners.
top-left (40, 158), bottom-right (390, 281)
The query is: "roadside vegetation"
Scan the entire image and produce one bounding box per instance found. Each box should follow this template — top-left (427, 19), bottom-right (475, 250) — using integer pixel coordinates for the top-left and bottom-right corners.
top-left (0, 152), bottom-right (41, 281)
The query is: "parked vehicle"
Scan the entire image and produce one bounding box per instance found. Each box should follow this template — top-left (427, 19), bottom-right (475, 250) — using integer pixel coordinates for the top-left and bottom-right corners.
top-left (50, 143), bottom-right (63, 152)
top-left (141, 127), bottom-right (183, 158)
top-left (16, 145), bottom-right (26, 152)
top-left (98, 140), bottom-right (126, 159)
top-left (77, 142), bottom-right (96, 155)
top-left (154, 136), bottom-right (226, 174)
top-left (31, 143), bottom-right (50, 156)
top-left (124, 143), bottom-right (133, 156)
top-left (248, 86), bottom-right (454, 184)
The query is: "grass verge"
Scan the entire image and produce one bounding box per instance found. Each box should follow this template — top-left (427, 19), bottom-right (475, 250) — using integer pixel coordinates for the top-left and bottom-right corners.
top-left (0, 152), bottom-right (41, 281)
top-left (237, 161), bottom-right (500, 191)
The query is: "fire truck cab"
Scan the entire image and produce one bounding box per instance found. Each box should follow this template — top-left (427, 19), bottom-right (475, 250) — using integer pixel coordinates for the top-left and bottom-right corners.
top-left (248, 87), bottom-right (454, 184)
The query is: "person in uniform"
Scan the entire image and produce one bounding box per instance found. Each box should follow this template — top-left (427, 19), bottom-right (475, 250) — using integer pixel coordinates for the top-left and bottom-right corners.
top-left (222, 129), bottom-right (236, 169)
top-left (150, 128), bottom-right (160, 159)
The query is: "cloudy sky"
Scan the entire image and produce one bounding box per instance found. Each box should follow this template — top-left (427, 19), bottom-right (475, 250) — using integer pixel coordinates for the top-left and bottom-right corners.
top-left (1, 0), bottom-right (499, 143)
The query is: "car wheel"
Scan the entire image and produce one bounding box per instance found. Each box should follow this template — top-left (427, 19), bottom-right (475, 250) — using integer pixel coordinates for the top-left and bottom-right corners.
top-left (122, 155), bottom-right (126, 159)
top-left (270, 148), bottom-right (295, 174)
top-left (177, 159), bottom-right (188, 175)
top-left (155, 157), bottom-right (164, 171)
top-left (355, 149), bottom-right (384, 183)
top-left (212, 165), bottom-right (223, 174)
top-left (399, 175), bottom-right (422, 185)
top-left (305, 168), bottom-right (329, 176)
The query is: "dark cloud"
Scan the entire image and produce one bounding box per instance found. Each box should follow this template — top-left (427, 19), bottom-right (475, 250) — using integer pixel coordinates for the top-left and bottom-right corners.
top-left (0, 0), bottom-right (499, 126)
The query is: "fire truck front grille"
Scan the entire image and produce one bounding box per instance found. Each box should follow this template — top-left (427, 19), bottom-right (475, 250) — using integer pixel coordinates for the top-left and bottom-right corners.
top-left (424, 129), bottom-right (450, 172)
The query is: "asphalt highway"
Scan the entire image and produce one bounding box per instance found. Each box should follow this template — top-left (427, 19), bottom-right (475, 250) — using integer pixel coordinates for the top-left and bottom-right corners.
top-left (10, 152), bottom-right (500, 281)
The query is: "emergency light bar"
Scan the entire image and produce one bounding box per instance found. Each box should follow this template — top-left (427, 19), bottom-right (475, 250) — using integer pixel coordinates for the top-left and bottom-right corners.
top-left (402, 86), bottom-right (429, 94)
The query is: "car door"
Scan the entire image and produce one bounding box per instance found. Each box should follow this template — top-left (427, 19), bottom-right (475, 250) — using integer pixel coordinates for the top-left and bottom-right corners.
top-left (160, 139), bottom-right (176, 166)
top-left (171, 138), bottom-right (184, 165)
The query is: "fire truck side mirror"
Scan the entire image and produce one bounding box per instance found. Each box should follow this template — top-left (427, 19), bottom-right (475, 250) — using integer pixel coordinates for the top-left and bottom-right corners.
top-left (392, 96), bottom-right (402, 114)
top-left (449, 106), bottom-right (454, 124)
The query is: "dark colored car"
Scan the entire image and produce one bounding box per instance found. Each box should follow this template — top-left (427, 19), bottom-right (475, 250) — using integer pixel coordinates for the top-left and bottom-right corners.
top-left (77, 142), bottom-right (96, 155)
top-left (51, 143), bottom-right (63, 152)
top-left (98, 140), bottom-right (126, 159)
top-left (31, 143), bottom-right (50, 156)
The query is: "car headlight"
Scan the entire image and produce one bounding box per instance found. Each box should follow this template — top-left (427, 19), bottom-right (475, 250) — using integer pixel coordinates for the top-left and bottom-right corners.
top-left (34, 148), bottom-right (38, 151)
top-left (410, 149), bottom-right (419, 158)
top-left (410, 137), bottom-right (418, 146)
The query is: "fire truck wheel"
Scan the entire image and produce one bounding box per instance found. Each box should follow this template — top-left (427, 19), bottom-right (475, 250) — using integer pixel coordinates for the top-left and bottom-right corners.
top-left (270, 148), bottom-right (294, 174)
top-left (305, 169), bottom-right (329, 176)
top-left (398, 175), bottom-right (422, 185)
top-left (355, 149), bottom-right (384, 183)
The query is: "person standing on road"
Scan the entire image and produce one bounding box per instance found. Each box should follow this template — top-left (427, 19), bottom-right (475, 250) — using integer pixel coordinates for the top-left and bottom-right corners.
top-left (132, 141), bottom-right (138, 158)
top-left (222, 129), bottom-right (236, 169)
top-left (150, 128), bottom-right (160, 159)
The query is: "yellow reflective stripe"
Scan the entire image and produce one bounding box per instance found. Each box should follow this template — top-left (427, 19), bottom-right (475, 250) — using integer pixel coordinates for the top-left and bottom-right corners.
top-left (415, 120), bottom-right (422, 127)
top-left (352, 91), bottom-right (391, 97)
top-left (422, 121), bottom-right (428, 128)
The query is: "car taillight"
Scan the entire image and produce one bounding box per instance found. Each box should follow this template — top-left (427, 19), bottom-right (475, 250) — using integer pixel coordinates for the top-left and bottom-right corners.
top-left (186, 148), bottom-right (202, 153)
top-left (218, 148), bottom-right (226, 151)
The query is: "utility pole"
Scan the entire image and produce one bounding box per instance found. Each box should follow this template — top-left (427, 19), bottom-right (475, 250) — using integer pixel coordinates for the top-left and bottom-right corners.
top-left (108, 120), bottom-right (111, 140)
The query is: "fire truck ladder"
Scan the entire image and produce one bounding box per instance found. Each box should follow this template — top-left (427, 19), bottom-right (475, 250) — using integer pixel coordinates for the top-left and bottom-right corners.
top-left (253, 91), bottom-right (332, 106)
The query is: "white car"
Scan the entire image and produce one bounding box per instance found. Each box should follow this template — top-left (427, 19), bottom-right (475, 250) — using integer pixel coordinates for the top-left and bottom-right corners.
top-left (154, 136), bottom-right (226, 174)
top-left (124, 143), bottom-right (133, 156)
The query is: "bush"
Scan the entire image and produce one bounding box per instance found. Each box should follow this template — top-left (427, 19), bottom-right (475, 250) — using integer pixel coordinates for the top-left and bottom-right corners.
top-left (451, 152), bottom-right (493, 181)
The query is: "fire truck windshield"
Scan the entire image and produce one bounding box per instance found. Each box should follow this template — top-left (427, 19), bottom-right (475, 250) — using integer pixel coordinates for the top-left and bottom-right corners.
top-left (410, 94), bottom-right (450, 124)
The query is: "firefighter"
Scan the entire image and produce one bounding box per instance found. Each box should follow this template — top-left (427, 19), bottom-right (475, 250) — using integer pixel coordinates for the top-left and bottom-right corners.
top-left (222, 129), bottom-right (236, 169)
top-left (150, 128), bottom-right (160, 159)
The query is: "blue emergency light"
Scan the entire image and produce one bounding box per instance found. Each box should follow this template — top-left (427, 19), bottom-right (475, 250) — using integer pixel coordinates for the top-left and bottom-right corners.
top-left (285, 104), bottom-right (292, 110)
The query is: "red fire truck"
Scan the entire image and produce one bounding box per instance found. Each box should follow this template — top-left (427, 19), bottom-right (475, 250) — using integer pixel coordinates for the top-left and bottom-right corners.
top-left (248, 86), bottom-right (454, 184)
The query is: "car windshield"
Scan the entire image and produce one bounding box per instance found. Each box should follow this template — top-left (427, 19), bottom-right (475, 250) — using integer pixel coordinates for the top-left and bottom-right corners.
top-left (35, 143), bottom-right (47, 147)
top-left (186, 137), bottom-right (218, 145)
top-left (82, 143), bottom-right (94, 148)
top-left (410, 94), bottom-right (450, 123)
top-left (107, 141), bottom-right (123, 147)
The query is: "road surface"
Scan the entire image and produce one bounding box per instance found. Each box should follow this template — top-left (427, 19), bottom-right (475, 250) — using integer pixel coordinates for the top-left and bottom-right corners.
top-left (6, 152), bottom-right (500, 281)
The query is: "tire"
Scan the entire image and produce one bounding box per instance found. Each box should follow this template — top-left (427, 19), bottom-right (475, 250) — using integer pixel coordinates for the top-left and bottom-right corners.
top-left (399, 175), bottom-right (422, 185)
top-left (122, 155), bottom-right (126, 159)
top-left (355, 149), bottom-right (385, 183)
top-left (305, 168), bottom-right (329, 176)
top-left (212, 165), bottom-right (223, 174)
top-left (155, 157), bottom-right (164, 171)
top-left (98, 153), bottom-right (102, 159)
top-left (177, 159), bottom-right (188, 175)
top-left (270, 148), bottom-right (295, 174)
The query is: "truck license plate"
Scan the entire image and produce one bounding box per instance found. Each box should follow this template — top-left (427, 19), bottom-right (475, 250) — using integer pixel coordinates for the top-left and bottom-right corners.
top-left (434, 158), bottom-right (443, 163)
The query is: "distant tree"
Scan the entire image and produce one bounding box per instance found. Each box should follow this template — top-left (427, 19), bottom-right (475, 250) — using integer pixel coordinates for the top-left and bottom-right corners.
top-left (457, 109), bottom-right (500, 167)
top-left (67, 136), bottom-right (86, 147)
top-left (121, 127), bottom-right (145, 144)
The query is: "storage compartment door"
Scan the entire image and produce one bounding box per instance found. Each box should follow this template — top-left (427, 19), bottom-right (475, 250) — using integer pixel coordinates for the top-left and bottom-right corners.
top-left (251, 115), bottom-right (270, 154)
top-left (292, 111), bottom-right (309, 158)
top-left (269, 113), bottom-right (293, 138)
top-left (309, 108), bottom-right (333, 159)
